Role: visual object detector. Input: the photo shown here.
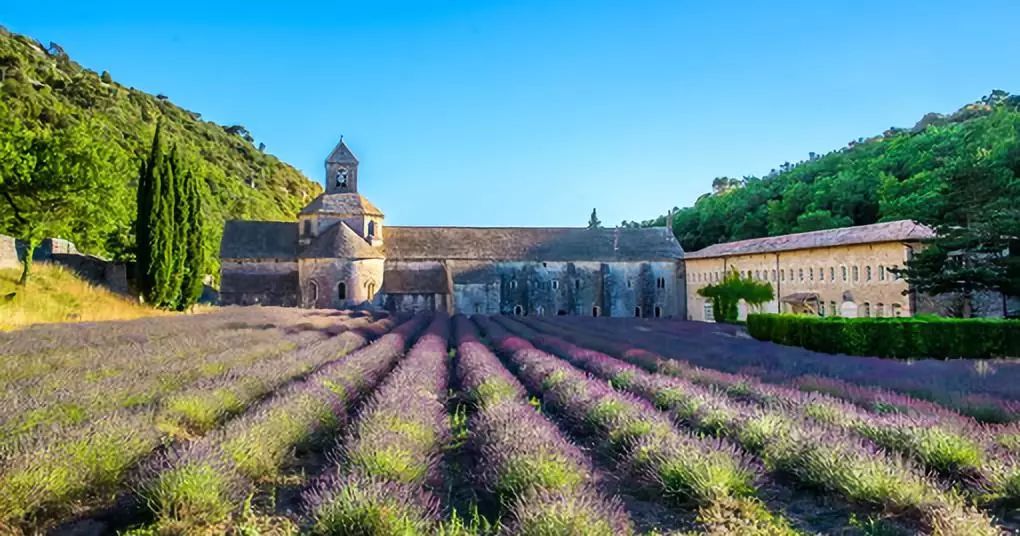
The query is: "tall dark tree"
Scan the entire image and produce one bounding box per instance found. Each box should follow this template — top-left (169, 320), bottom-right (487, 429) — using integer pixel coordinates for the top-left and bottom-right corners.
top-left (134, 122), bottom-right (163, 297)
top-left (179, 169), bottom-right (207, 310)
top-left (587, 208), bottom-right (602, 229)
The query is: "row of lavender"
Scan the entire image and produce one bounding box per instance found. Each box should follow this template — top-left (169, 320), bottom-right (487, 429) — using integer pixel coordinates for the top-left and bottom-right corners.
top-left (453, 315), bottom-right (634, 534)
top-left (527, 316), bottom-right (1020, 499)
top-left (572, 317), bottom-right (1020, 423)
top-left (504, 316), bottom-right (1006, 535)
top-left (0, 312), bottom-right (400, 531)
top-left (133, 314), bottom-right (430, 532)
top-left (474, 316), bottom-right (801, 535)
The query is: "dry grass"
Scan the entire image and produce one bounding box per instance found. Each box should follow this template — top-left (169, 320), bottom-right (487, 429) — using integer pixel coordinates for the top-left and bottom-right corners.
top-left (0, 263), bottom-right (170, 331)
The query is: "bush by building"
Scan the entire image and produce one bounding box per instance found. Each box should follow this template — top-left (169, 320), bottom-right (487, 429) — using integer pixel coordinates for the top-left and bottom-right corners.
top-left (746, 313), bottom-right (1020, 359)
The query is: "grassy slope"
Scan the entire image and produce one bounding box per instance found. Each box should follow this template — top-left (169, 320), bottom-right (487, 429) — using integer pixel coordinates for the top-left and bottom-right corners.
top-left (0, 26), bottom-right (322, 263)
top-left (0, 264), bottom-right (170, 330)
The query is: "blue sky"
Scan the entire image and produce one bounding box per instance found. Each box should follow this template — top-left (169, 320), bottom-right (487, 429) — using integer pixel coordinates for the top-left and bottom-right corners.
top-left (5, 1), bottom-right (1020, 227)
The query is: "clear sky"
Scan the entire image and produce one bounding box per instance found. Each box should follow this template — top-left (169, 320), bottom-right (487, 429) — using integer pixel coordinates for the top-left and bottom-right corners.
top-left (5, 1), bottom-right (1020, 227)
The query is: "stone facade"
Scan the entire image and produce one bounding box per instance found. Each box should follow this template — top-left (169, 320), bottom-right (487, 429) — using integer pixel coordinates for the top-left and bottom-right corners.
top-left (685, 221), bottom-right (934, 321)
top-left (220, 139), bottom-right (687, 317)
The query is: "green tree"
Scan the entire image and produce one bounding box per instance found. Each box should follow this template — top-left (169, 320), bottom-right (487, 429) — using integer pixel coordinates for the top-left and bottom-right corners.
top-left (179, 169), bottom-right (207, 310)
top-left (0, 105), bottom-right (126, 284)
top-left (899, 138), bottom-right (1020, 316)
top-left (697, 269), bottom-right (775, 323)
top-left (587, 208), bottom-right (602, 229)
top-left (134, 122), bottom-right (163, 298)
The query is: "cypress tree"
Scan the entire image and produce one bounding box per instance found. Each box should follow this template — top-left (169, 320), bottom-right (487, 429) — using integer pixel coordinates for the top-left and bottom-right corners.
top-left (169, 154), bottom-right (190, 309)
top-left (134, 121), bottom-right (163, 298)
top-left (180, 169), bottom-right (207, 310)
top-left (150, 146), bottom-right (178, 308)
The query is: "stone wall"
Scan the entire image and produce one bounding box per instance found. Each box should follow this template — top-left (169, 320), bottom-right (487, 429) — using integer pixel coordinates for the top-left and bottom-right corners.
top-left (0, 234), bottom-right (17, 269)
top-left (299, 257), bottom-right (384, 309)
top-left (447, 259), bottom-right (684, 318)
top-left (220, 259), bottom-right (300, 306)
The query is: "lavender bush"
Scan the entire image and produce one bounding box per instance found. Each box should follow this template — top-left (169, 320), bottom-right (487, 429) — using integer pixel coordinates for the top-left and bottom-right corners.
top-left (475, 316), bottom-right (797, 536)
top-left (303, 313), bottom-right (451, 534)
top-left (501, 317), bottom-right (1002, 535)
top-left (453, 315), bottom-right (633, 536)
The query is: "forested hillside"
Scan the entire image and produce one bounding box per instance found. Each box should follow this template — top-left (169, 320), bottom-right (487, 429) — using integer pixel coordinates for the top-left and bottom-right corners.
top-left (626, 91), bottom-right (1020, 252)
top-left (0, 26), bottom-right (321, 266)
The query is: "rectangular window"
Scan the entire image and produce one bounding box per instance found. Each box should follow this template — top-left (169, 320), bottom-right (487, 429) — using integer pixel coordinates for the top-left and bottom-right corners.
top-left (830, 300), bottom-right (838, 316)
top-left (798, 268), bottom-right (804, 281)
top-left (866, 266), bottom-right (872, 281)
top-left (852, 266), bottom-right (859, 282)
top-left (781, 270), bottom-right (785, 281)
top-left (809, 267), bottom-right (814, 280)
top-left (830, 267), bottom-right (835, 280)
top-left (879, 266), bottom-right (885, 281)
top-left (841, 266), bottom-right (848, 281)
top-left (552, 280), bottom-right (559, 290)
top-left (819, 302), bottom-right (825, 316)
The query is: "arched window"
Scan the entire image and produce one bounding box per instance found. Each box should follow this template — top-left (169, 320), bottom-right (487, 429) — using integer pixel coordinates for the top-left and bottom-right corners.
top-left (866, 266), bottom-right (872, 281)
top-left (654, 305), bottom-right (662, 318)
top-left (367, 220), bottom-right (376, 237)
top-left (892, 303), bottom-right (903, 317)
top-left (513, 305), bottom-right (524, 316)
top-left (592, 306), bottom-right (601, 317)
top-left (830, 301), bottom-right (838, 316)
top-left (829, 267), bottom-right (835, 281)
top-left (808, 267), bottom-right (813, 280)
top-left (798, 268), bottom-right (804, 281)
top-left (337, 282), bottom-right (347, 300)
top-left (308, 280), bottom-right (319, 304)
top-left (876, 303), bottom-right (885, 317)
top-left (509, 279), bottom-right (518, 290)
top-left (536, 306), bottom-right (545, 316)
top-left (841, 266), bottom-right (848, 281)
top-left (819, 302), bottom-right (826, 316)
top-left (634, 306), bottom-right (642, 317)
top-left (365, 281), bottom-right (376, 298)
top-left (862, 303), bottom-right (871, 317)
top-left (852, 266), bottom-right (859, 282)
top-left (656, 277), bottom-right (666, 289)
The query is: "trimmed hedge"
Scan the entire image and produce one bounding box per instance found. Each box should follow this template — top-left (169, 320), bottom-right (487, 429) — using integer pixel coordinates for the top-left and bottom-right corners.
top-left (746, 314), bottom-right (1020, 359)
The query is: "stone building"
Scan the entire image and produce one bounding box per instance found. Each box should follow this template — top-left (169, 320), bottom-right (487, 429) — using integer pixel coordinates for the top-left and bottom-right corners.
top-left (220, 139), bottom-right (687, 317)
top-left (684, 221), bottom-right (936, 321)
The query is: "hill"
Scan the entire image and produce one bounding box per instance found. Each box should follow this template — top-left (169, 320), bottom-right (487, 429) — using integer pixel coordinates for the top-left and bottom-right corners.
top-left (625, 91), bottom-right (1020, 252)
top-left (0, 263), bottom-right (170, 330)
top-left (0, 26), bottom-right (321, 270)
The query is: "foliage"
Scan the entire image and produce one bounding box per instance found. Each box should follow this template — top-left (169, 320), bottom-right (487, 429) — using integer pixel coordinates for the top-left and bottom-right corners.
top-left (0, 27), bottom-right (320, 275)
top-left (746, 313), bottom-right (1020, 359)
top-left (697, 268), bottom-right (774, 323)
top-left (624, 92), bottom-right (1020, 256)
top-left (0, 101), bottom-right (129, 283)
top-left (135, 127), bottom-right (208, 309)
top-left (587, 208), bottom-right (602, 229)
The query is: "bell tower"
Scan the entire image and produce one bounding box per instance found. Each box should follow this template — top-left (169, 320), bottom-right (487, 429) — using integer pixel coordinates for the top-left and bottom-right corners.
top-left (325, 137), bottom-right (359, 194)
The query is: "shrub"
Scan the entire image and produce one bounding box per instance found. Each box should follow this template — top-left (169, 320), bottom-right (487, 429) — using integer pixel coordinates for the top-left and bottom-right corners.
top-left (746, 314), bottom-right (1020, 359)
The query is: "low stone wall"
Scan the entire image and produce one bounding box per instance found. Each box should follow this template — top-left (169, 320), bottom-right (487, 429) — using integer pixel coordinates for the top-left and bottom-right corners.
top-left (0, 234), bottom-right (18, 269)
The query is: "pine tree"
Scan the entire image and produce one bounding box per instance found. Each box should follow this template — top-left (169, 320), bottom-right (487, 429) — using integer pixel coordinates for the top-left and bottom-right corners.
top-left (587, 208), bottom-right (602, 229)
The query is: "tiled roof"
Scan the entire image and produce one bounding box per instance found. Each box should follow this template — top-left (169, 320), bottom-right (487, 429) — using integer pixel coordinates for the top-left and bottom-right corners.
top-left (381, 264), bottom-right (452, 294)
top-left (381, 226), bottom-right (683, 261)
top-left (684, 220), bottom-right (935, 259)
top-left (220, 221), bottom-right (298, 259)
top-left (326, 139), bottom-right (359, 164)
top-left (301, 222), bottom-right (384, 259)
top-left (300, 193), bottom-right (384, 216)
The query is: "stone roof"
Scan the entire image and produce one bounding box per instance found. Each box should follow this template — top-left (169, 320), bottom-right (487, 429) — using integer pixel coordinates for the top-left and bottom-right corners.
top-left (300, 193), bottom-right (384, 217)
top-left (685, 220), bottom-right (935, 259)
top-left (382, 226), bottom-right (683, 261)
top-left (326, 139), bottom-right (359, 164)
top-left (220, 221), bottom-right (298, 259)
top-left (301, 222), bottom-right (384, 259)
top-left (381, 264), bottom-right (452, 294)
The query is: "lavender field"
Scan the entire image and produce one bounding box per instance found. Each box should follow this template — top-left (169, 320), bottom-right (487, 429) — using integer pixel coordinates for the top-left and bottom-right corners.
top-left (0, 310), bottom-right (1018, 535)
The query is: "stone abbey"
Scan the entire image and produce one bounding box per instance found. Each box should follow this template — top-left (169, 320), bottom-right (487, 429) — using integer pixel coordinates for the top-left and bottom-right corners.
top-left (219, 138), bottom-right (687, 316)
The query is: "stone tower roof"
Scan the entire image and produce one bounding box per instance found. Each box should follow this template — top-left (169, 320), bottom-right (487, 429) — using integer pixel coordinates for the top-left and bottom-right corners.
top-left (326, 138), bottom-right (359, 164)
top-left (299, 193), bottom-right (384, 217)
top-left (301, 222), bottom-right (384, 259)
top-left (684, 219), bottom-right (935, 259)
